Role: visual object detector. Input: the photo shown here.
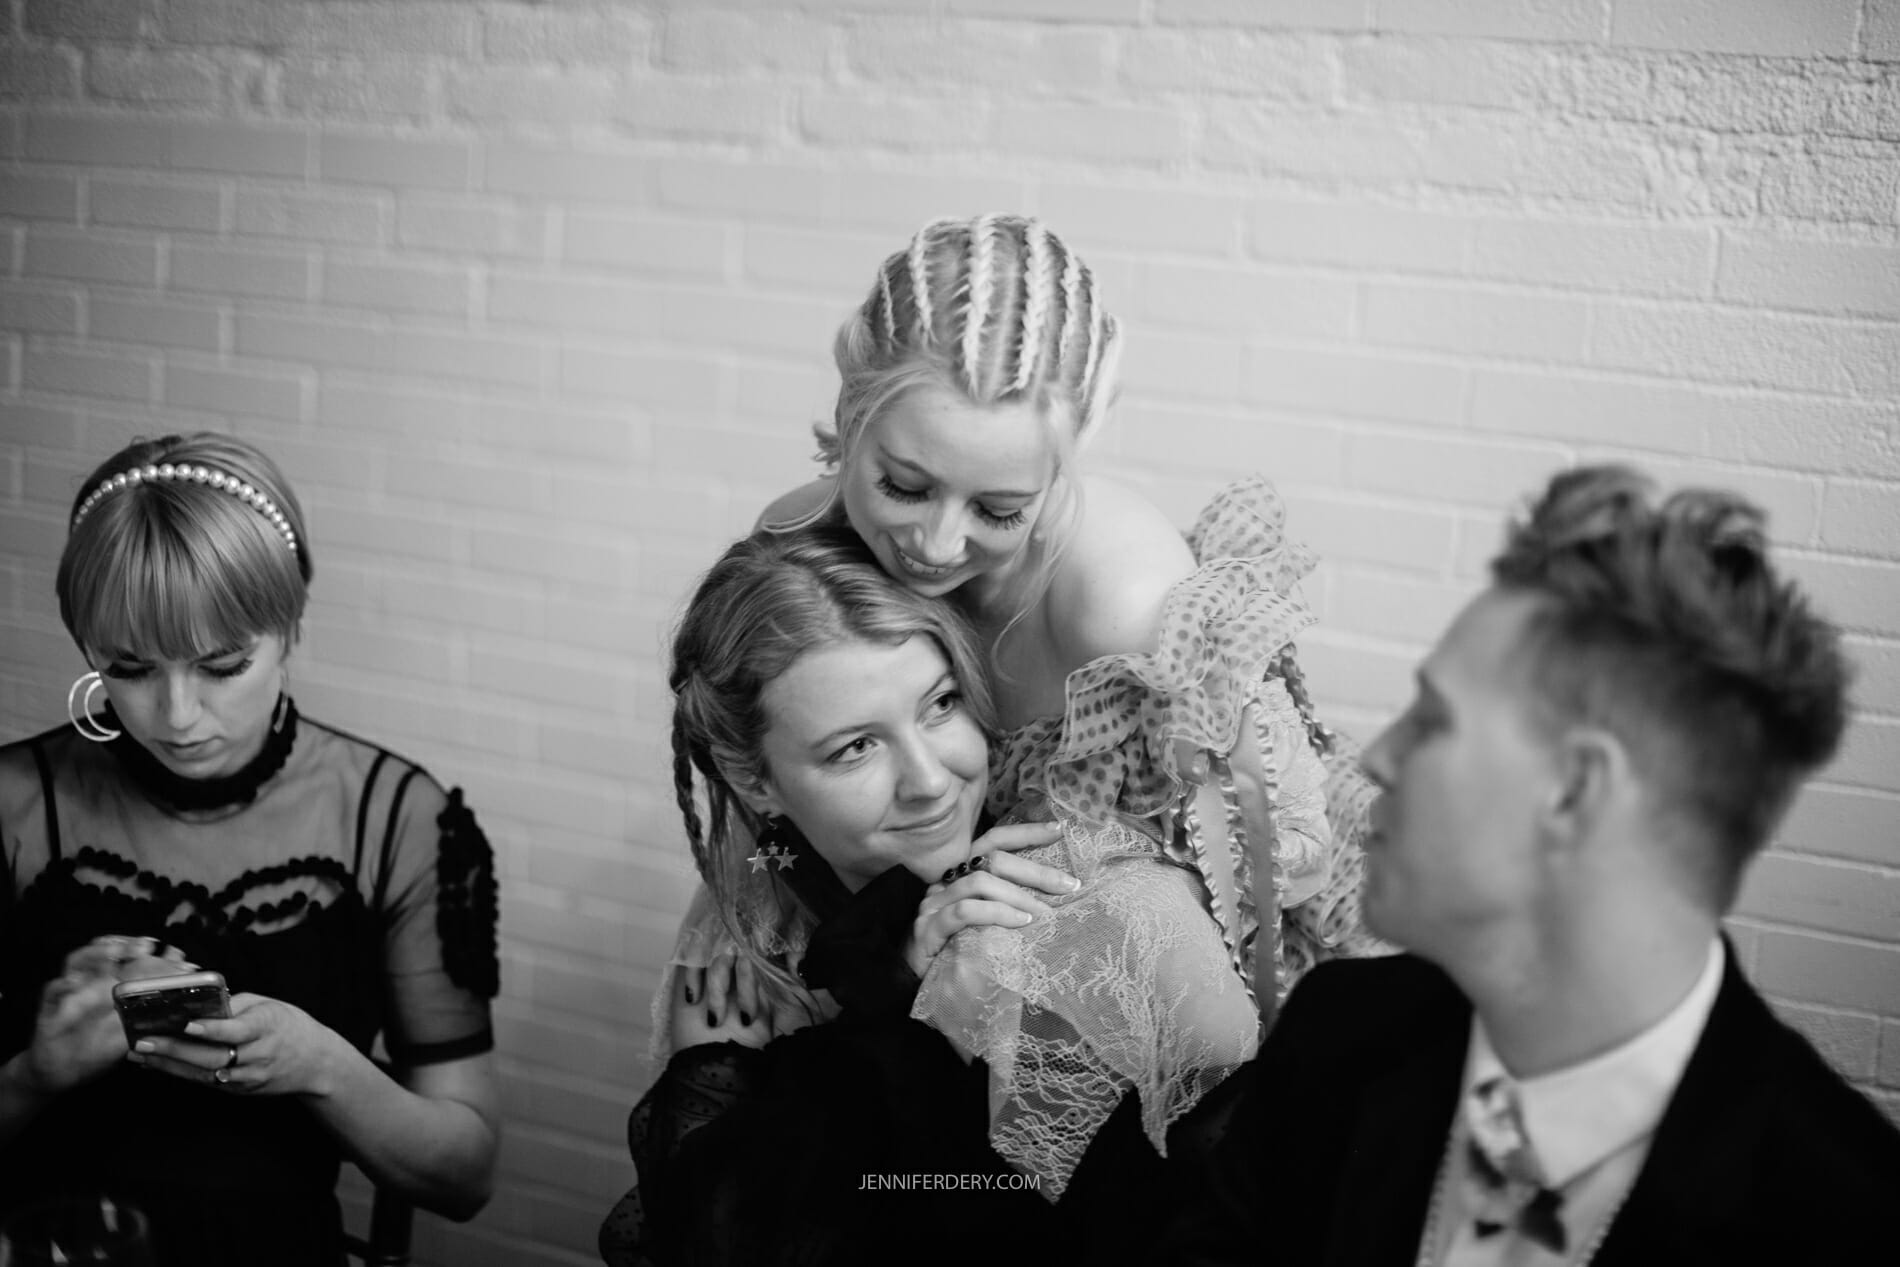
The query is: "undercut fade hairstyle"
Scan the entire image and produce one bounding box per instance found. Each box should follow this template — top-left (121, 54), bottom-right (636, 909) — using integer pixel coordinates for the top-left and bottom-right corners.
top-left (788, 215), bottom-right (1123, 642)
top-left (669, 521), bottom-right (997, 1015)
top-left (1492, 464), bottom-right (1849, 908)
top-left (58, 433), bottom-right (312, 663)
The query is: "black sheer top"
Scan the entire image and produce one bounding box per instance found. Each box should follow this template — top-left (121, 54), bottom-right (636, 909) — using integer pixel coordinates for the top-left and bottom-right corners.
top-left (0, 706), bottom-right (499, 1267)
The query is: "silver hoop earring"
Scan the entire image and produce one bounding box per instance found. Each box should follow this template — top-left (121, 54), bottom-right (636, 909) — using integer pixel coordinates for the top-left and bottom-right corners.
top-left (67, 671), bottom-right (122, 742)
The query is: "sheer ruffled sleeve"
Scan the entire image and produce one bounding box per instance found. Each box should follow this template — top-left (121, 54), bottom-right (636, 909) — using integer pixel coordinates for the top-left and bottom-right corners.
top-left (374, 770), bottom-right (498, 1066)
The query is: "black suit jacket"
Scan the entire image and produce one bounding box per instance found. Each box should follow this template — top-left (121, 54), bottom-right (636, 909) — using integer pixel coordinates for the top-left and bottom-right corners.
top-left (1169, 951), bottom-right (1900, 1265)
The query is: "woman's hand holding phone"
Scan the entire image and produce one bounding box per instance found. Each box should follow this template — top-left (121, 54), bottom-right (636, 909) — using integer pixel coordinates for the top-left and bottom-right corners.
top-left (127, 993), bottom-right (348, 1098)
top-left (21, 937), bottom-right (192, 1096)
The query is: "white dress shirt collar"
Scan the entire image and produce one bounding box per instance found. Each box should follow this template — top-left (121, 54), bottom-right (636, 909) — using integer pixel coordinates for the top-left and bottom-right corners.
top-left (1464, 938), bottom-right (1725, 1190)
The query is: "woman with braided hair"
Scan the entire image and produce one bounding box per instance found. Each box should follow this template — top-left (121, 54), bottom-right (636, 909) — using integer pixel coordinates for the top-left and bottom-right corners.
top-left (600, 523), bottom-right (1254, 1266)
top-left (0, 433), bottom-right (500, 1266)
top-left (664, 215), bottom-right (1385, 1190)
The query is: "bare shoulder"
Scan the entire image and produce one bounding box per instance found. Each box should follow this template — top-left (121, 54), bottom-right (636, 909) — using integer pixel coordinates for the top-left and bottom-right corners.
top-left (756, 478), bottom-right (836, 532)
top-left (1043, 476), bottom-right (1195, 664)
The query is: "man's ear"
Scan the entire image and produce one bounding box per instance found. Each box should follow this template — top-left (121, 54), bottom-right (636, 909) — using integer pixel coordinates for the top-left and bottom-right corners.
top-left (1543, 725), bottom-right (1625, 848)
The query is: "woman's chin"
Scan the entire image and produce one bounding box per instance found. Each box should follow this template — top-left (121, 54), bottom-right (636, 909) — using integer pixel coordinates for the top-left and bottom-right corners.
top-left (143, 735), bottom-right (248, 780)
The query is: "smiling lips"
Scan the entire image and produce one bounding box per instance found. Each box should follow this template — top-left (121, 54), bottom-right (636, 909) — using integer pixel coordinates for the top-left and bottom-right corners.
top-left (893, 546), bottom-right (961, 581)
top-left (892, 802), bottom-right (959, 835)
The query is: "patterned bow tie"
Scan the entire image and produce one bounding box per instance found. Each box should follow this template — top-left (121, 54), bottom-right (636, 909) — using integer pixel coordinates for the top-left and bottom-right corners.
top-left (1464, 1074), bottom-right (1567, 1253)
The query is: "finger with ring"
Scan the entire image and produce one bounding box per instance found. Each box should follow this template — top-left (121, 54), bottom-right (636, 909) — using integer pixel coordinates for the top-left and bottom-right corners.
top-left (224, 1045), bottom-right (240, 1069)
top-left (939, 864), bottom-right (961, 885)
top-left (214, 1067), bottom-right (232, 1085)
top-left (966, 854), bottom-right (990, 875)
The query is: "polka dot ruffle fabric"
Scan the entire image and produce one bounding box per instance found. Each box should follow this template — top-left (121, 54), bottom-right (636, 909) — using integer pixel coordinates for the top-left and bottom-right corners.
top-left (989, 475), bottom-right (1319, 826)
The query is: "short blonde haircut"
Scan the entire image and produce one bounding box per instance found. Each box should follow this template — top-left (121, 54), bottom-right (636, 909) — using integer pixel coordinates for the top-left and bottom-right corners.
top-left (58, 433), bottom-right (312, 660)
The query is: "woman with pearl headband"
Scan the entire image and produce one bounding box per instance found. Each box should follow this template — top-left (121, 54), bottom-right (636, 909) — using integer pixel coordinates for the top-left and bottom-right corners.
top-left (0, 432), bottom-right (500, 1267)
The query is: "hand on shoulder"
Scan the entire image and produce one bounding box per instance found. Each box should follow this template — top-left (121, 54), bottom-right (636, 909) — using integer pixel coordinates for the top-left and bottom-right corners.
top-left (1044, 476), bottom-right (1195, 665)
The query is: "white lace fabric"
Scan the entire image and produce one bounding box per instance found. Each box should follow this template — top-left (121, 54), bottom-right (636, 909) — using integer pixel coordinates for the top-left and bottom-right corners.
top-left (911, 810), bottom-right (1260, 1200)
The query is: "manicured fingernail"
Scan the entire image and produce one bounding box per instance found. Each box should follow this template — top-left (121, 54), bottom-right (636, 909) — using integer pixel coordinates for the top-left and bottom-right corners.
top-left (683, 983), bottom-right (697, 1004)
top-left (183, 1022), bottom-right (204, 1037)
top-left (1013, 911), bottom-right (1034, 925)
top-left (706, 1009), bottom-right (718, 1028)
top-left (126, 1051), bottom-right (145, 1064)
top-left (739, 1011), bottom-right (752, 1027)
top-left (1064, 876), bottom-right (1082, 891)
top-left (134, 1040), bottom-right (155, 1054)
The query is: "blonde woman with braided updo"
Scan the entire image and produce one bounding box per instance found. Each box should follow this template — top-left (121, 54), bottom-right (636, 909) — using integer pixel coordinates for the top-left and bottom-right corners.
top-left (657, 216), bottom-right (1386, 1207)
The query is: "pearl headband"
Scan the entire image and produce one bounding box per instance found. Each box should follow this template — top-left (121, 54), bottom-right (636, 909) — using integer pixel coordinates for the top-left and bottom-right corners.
top-left (70, 462), bottom-right (301, 557)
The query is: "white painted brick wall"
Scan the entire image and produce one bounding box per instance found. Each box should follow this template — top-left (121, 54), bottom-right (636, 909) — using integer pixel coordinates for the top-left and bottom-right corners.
top-left (2, 2), bottom-right (1897, 1261)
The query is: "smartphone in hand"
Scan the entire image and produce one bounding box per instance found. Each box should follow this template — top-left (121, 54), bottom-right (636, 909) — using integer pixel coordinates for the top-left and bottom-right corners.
top-left (111, 971), bottom-right (232, 1042)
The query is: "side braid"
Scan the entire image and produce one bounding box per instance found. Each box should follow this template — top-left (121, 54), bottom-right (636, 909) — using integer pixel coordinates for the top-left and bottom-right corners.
top-left (670, 709), bottom-right (710, 867)
top-left (1013, 220), bottom-right (1053, 395)
top-left (908, 222), bottom-right (937, 347)
top-left (961, 213), bottom-right (997, 398)
top-left (1274, 646), bottom-right (1335, 756)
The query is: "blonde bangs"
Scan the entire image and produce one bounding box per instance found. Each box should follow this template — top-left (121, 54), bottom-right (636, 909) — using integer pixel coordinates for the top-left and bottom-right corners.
top-left (62, 494), bottom-right (304, 660)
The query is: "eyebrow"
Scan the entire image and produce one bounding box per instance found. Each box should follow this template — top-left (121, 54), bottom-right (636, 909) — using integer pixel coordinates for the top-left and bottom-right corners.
top-left (801, 672), bottom-right (959, 752)
top-left (879, 448), bottom-right (1041, 502)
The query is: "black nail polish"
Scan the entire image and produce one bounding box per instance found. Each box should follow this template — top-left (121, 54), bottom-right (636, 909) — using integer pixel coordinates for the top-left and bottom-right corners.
top-left (739, 1011), bottom-right (752, 1027)
top-left (684, 983), bottom-right (697, 1004)
top-left (706, 1009), bottom-right (719, 1028)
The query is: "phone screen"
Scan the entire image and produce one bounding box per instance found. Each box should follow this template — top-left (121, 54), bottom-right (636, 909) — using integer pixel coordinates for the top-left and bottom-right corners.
top-left (114, 978), bottom-right (232, 1041)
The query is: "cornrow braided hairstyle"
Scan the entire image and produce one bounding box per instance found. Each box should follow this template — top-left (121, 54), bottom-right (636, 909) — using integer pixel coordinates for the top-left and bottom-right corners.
top-left (907, 220), bottom-right (944, 348)
top-left (1014, 220), bottom-right (1054, 395)
top-left (1077, 271), bottom-right (1111, 441)
top-left (1054, 231), bottom-right (1084, 396)
top-left (960, 213), bottom-right (998, 398)
top-left (876, 266), bottom-right (900, 356)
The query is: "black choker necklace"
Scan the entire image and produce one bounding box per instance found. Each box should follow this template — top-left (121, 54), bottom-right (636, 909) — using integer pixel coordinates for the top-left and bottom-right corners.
top-left (104, 699), bottom-right (300, 813)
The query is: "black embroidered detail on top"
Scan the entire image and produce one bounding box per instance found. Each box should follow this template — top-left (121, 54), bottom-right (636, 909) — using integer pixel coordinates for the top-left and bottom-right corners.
top-left (436, 787), bottom-right (500, 999)
top-left (102, 698), bottom-right (300, 813)
top-left (32, 846), bottom-right (361, 941)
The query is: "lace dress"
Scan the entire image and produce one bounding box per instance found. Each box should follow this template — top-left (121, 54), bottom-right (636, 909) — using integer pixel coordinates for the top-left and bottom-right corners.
top-left (0, 705), bottom-right (499, 1267)
top-left (910, 476), bottom-right (1389, 1195)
